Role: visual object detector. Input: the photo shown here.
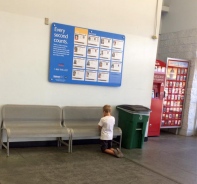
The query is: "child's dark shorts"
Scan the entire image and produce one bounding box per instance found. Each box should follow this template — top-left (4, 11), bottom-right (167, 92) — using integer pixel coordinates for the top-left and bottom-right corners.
top-left (100, 140), bottom-right (112, 152)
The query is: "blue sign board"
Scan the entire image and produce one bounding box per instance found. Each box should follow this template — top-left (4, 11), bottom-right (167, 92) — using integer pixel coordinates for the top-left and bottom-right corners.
top-left (49, 23), bottom-right (125, 87)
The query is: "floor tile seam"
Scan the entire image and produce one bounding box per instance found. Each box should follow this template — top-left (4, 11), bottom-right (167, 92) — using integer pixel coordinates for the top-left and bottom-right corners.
top-left (39, 172), bottom-right (51, 183)
top-left (123, 156), bottom-right (182, 184)
top-left (141, 157), bottom-right (197, 173)
top-left (0, 172), bottom-right (51, 182)
top-left (13, 149), bottom-right (33, 161)
top-left (178, 168), bottom-right (197, 176)
top-left (0, 150), bottom-right (26, 159)
top-left (143, 151), bottom-right (197, 174)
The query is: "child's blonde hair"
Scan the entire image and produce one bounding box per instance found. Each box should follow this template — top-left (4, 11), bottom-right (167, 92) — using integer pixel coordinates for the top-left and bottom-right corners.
top-left (103, 105), bottom-right (111, 113)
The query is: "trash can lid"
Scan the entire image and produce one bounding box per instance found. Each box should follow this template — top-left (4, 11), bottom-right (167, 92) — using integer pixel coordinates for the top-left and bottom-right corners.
top-left (116, 105), bottom-right (151, 113)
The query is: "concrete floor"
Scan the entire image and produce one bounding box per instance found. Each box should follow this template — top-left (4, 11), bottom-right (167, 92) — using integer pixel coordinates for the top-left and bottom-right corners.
top-left (0, 133), bottom-right (196, 184)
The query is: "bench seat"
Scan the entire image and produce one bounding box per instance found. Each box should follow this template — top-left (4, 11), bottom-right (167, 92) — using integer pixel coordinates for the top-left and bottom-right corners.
top-left (0, 105), bottom-right (71, 156)
top-left (62, 106), bottom-right (122, 152)
top-left (5, 126), bottom-right (69, 138)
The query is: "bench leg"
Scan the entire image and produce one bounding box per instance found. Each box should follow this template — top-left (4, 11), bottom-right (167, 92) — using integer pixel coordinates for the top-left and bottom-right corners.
top-left (59, 137), bottom-right (62, 147)
top-left (58, 137), bottom-right (70, 153)
top-left (0, 129), bottom-right (2, 150)
top-left (119, 134), bottom-right (122, 150)
top-left (57, 137), bottom-right (60, 147)
top-left (59, 137), bottom-right (63, 147)
top-left (70, 135), bottom-right (73, 153)
top-left (7, 136), bottom-right (9, 157)
top-left (1, 129), bottom-right (10, 156)
top-left (112, 135), bottom-right (122, 150)
top-left (67, 137), bottom-right (70, 153)
top-left (68, 136), bottom-right (70, 153)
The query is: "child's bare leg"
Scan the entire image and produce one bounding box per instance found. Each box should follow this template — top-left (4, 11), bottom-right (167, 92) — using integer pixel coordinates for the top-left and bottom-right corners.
top-left (105, 148), bottom-right (122, 158)
top-left (104, 148), bottom-right (115, 156)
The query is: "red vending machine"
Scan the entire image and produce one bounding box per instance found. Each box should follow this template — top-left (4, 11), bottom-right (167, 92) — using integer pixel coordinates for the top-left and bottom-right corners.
top-left (148, 60), bottom-right (166, 136)
top-left (161, 58), bottom-right (189, 132)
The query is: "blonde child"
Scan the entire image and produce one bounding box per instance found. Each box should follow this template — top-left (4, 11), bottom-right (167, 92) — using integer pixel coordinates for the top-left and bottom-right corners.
top-left (98, 105), bottom-right (123, 158)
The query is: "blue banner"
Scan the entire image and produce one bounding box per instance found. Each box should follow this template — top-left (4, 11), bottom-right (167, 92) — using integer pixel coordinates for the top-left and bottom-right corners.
top-left (49, 23), bottom-right (125, 87)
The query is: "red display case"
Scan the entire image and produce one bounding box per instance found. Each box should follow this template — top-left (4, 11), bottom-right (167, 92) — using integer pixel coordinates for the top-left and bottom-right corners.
top-left (148, 60), bottom-right (166, 136)
top-left (161, 58), bottom-right (189, 130)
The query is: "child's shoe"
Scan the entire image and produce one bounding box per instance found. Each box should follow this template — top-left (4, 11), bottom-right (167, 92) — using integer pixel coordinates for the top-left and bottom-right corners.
top-left (116, 148), bottom-right (124, 158)
top-left (113, 149), bottom-right (121, 158)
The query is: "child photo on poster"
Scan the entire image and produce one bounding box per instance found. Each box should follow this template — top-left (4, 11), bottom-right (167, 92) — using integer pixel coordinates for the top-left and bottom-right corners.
top-left (167, 67), bottom-right (177, 80)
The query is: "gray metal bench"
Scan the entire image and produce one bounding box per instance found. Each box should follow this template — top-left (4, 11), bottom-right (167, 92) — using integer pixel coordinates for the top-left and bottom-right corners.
top-left (62, 106), bottom-right (122, 152)
top-left (0, 104), bottom-right (71, 156)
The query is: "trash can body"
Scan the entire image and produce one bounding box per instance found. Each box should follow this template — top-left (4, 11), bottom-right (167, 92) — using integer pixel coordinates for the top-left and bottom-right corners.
top-left (117, 105), bottom-right (150, 149)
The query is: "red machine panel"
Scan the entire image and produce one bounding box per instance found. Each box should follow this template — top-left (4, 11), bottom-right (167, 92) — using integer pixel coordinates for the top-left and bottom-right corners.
top-left (148, 60), bottom-right (166, 136)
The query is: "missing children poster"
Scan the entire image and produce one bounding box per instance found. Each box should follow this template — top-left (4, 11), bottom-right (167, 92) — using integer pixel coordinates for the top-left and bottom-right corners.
top-left (49, 23), bottom-right (125, 87)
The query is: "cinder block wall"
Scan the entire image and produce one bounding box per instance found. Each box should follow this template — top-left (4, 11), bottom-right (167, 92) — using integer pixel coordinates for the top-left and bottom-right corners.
top-left (157, 28), bottom-right (197, 136)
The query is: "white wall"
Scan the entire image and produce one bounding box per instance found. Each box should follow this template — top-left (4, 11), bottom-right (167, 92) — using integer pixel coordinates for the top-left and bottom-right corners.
top-left (0, 0), bottom-right (162, 107)
top-left (162, 0), bottom-right (197, 33)
top-left (0, 0), bottom-right (162, 138)
top-left (0, 0), bottom-right (162, 144)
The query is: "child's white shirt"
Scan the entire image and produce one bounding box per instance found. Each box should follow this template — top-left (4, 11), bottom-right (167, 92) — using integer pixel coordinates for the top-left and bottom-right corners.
top-left (98, 116), bottom-right (115, 140)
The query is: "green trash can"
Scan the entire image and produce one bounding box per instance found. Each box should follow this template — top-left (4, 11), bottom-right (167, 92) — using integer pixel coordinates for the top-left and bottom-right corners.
top-left (116, 105), bottom-right (151, 149)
